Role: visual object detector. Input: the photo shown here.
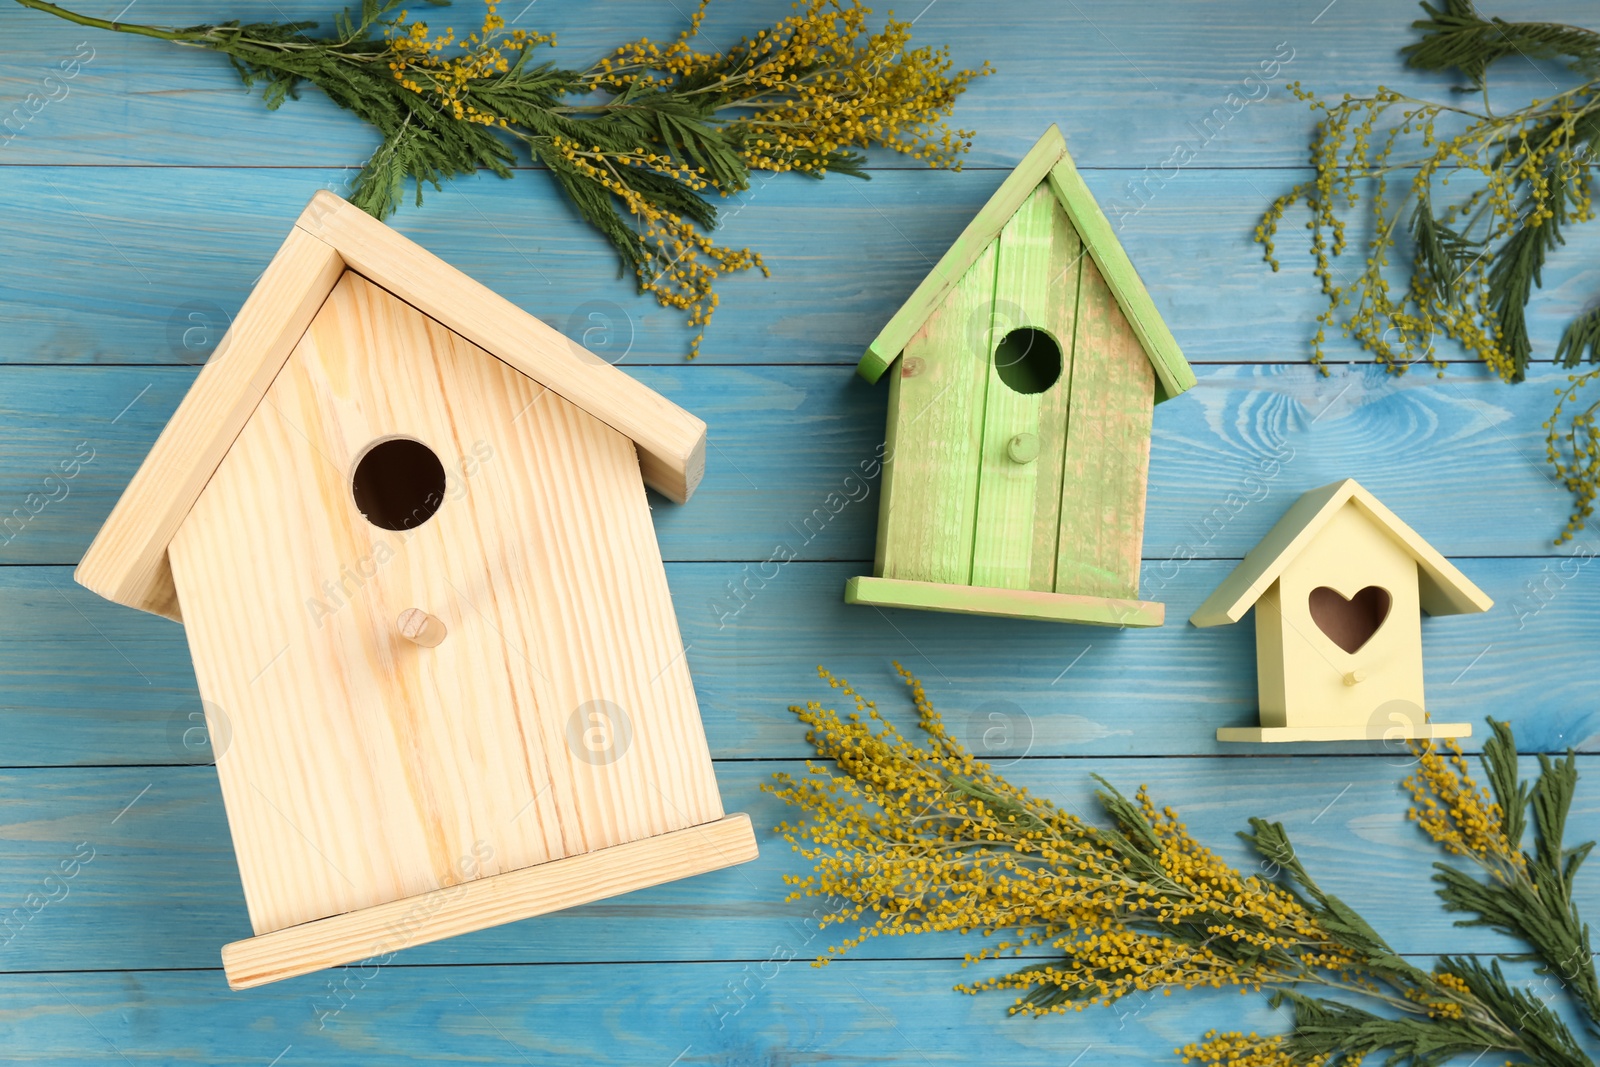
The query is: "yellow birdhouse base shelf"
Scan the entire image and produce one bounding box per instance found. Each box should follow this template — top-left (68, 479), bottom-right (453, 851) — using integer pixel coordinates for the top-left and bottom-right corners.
top-left (1216, 722), bottom-right (1473, 744)
top-left (846, 576), bottom-right (1164, 627)
top-left (220, 815), bottom-right (758, 990)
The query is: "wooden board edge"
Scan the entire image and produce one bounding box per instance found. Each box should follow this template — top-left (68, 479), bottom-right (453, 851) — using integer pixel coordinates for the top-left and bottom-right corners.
top-left (221, 813), bottom-right (759, 990)
top-left (1043, 155), bottom-right (1196, 403)
top-left (1217, 723), bottom-right (1473, 743)
top-left (642, 430), bottom-right (706, 504)
top-left (858, 344), bottom-right (897, 384)
top-left (1346, 484), bottom-right (1495, 616)
top-left (294, 192), bottom-right (706, 504)
top-left (846, 575), bottom-right (1164, 627)
top-left (75, 227), bottom-right (347, 617)
top-left (859, 125), bottom-right (1067, 380)
top-left (872, 358), bottom-right (904, 572)
top-left (1188, 479), bottom-right (1359, 627)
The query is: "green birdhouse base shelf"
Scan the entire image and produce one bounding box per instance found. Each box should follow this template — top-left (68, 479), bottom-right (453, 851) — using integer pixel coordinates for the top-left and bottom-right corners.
top-left (845, 576), bottom-right (1164, 628)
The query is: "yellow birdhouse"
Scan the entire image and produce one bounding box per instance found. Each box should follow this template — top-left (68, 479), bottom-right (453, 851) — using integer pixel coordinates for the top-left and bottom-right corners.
top-left (1190, 479), bottom-right (1493, 743)
top-left (75, 192), bottom-right (757, 989)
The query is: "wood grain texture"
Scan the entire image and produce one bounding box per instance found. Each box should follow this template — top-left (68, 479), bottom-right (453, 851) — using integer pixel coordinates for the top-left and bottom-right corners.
top-left (3, 168), bottom-right (1596, 370)
top-left (73, 226), bottom-right (345, 619)
top-left (5, 363), bottom-right (1595, 567)
top-left (221, 814), bottom-right (758, 989)
top-left (295, 192), bottom-right (706, 503)
top-left (7, 554), bottom-right (1600, 766)
top-left (6, 5), bottom-right (1600, 1058)
top-left (861, 127), bottom-right (1064, 380)
top-left (169, 273), bottom-right (724, 936)
top-left (970, 184), bottom-right (1078, 591)
top-left (16, 959), bottom-right (1578, 1067)
top-left (1029, 201), bottom-right (1084, 593)
top-left (2, 760), bottom-right (1595, 974)
top-left (874, 242), bottom-right (997, 584)
top-left (848, 575), bottom-right (1163, 627)
top-left (1055, 255), bottom-right (1156, 599)
top-left (8, 0), bottom-right (1590, 170)
top-left (1046, 155), bottom-right (1193, 401)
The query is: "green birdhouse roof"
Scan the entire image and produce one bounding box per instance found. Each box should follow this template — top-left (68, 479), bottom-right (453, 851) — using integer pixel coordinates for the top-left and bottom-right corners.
top-left (858, 125), bottom-right (1195, 402)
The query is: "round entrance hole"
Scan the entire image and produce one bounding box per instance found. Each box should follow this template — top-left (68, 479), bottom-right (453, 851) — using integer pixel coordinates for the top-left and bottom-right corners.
top-left (993, 327), bottom-right (1063, 395)
top-left (351, 438), bottom-right (447, 532)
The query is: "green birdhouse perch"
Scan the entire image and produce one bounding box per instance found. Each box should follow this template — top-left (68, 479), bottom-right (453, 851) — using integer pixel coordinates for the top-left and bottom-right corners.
top-left (846, 126), bottom-right (1196, 627)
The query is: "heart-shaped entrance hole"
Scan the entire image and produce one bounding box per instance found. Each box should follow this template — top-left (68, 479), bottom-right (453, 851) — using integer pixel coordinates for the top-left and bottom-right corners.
top-left (1307, 585), bottom-right (1391, 654)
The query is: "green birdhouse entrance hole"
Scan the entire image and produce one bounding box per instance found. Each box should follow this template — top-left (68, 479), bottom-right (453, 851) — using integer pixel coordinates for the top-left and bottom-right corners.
top-left (994, 327), bottom-right (1062, 395)
top-left (846, 126), bottom-right (1196, 627)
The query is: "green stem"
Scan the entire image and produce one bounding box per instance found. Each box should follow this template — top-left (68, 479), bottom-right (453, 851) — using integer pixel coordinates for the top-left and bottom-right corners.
top-left (11, 0), bottom-right (211, 42)
top-left (13, 0), bottom-right (381, 56)
top-left (1304, 970), bottom-right (1527, 1049)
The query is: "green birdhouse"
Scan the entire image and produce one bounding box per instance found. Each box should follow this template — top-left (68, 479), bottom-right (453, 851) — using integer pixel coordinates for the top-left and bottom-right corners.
top-left (846, 126), bottom-right (1195, 627)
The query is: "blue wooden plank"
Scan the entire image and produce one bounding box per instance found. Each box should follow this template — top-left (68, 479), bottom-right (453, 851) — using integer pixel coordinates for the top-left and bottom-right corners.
top-left (2, 759), bottom-right (1594, 973)
top-left (0, 961), bottom-right (1324, 1065)
top-left (11, 956), bottom-right (1593, 1066)
top-left (1146, 362), bottom-right (1584, 559)
top-left (0, 365), bottom-right (890, 565)
top-left (0, 363), bottom-right (1588, 567)
top-left (10, 957), bottom-right (1596, 1067)
top-left (1, 3), bottom-right (1597, 1058)
top-left (3, 0), bottom-right (1590, 169)
top-left (688, 556), bottom-right (1600, 758)
top-left (1, 167), bottom-right (1595, 368)
top-left (2, 554), bottom-right (1594, 766)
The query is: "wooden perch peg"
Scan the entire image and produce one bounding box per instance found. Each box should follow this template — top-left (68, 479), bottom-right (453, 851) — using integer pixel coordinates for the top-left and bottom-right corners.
top-left (398, 608), bottom-right (447, 648)
top-left (1006, 432), bottom-right (1040, 464)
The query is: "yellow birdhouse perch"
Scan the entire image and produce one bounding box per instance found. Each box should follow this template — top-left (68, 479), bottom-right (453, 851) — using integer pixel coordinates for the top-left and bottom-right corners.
top-left (846, 126), bottom-right (1196, 627)
top-left (75, 192), bottom-right (757, 989)
top-left (1191, 479), bottom-right (1493, 743)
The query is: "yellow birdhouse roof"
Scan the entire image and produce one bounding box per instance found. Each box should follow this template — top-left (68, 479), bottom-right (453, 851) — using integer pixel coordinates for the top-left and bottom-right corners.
top-left (76, 191), bottom-right (707, 620)
top-left (1190, 478), bottom-right (1493, 627)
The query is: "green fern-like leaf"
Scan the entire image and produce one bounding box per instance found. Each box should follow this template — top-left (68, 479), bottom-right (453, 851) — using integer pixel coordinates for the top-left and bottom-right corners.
top-left (1406, 0), bottom-right (1600, 89)
top-left (1557, 306), bottom-right (1600, 366)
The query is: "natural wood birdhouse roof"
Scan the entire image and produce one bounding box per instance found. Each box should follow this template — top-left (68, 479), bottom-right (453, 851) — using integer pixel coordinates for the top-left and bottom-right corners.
top-left (75, 191), bottom-right (708, 622)
top-left (857, 124), bottom-right (1196, 403)
top-left (1190, 478), bottom-right (1494, 627)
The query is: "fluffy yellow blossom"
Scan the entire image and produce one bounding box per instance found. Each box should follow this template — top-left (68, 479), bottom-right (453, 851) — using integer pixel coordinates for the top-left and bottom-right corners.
top-left (543, 133), bottom-right (766, 358)
top-left (769, 674), bottom-right (1582, 1064)
top-left (384, 1), bottom-right (551, 127)
top-left (577, 0), bottom-right (987, 353)
top-left (1178, 1031), bottom-right (1329, 1067)
top-left (590, 0), bottom-right (990, 177)
top-left (767, 665), bottom-right (1360, 1016)
top-left (1406, 969), bottom-right (1471, 1020)
top-left (1257, 71), bottom-right (1600, 541)
top-left (1548, 368), bottom-right (1600, 542)
top-left (1403, 737), bottom-right (1521, 870)
top-left (373, 0), bottom-right (985, 359)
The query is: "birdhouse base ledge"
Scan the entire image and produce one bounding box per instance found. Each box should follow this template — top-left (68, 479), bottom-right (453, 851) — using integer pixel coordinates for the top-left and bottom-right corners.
top-left (846, 576), bottom-right (1164, 627)
top-left (1216, 723), bottom-right (1472, 743)
top-left (219, 813), bottom-right (758, 990)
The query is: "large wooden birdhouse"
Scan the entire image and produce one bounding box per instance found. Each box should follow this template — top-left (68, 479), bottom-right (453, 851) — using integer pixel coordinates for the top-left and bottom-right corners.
top-left (76, 192), bottom-right (757, 989)
top-left (1191, 479), bottom-right (1493, 742)
top-left (846, 126), bottom-right (1196, 627)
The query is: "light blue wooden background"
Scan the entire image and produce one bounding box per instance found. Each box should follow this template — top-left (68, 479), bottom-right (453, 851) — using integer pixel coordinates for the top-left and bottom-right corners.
top-left (3, 1), bottom-right (1598, 1062)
